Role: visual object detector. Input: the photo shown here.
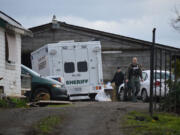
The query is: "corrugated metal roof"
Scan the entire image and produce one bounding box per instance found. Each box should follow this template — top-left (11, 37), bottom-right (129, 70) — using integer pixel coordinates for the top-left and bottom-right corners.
top-left (29, 21), bottom-right (180, 51)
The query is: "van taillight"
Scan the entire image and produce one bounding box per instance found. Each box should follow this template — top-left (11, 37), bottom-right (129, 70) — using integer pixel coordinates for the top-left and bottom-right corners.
top-left (154, 81), bottom-right (161, 87)
top-left (96, 86), bottom-right (102, 90)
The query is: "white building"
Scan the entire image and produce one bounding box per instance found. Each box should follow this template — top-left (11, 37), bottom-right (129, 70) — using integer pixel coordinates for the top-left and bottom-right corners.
top-left (0, 11), bottom-right (32, 97)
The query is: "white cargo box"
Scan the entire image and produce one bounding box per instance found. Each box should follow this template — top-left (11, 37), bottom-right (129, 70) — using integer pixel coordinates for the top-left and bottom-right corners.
top-left (31, 41), bottom-right (104, 100)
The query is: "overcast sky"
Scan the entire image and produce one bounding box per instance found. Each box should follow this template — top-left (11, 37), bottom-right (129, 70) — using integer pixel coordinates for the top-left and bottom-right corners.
top-left (1, 0), bottom-right (180, 48)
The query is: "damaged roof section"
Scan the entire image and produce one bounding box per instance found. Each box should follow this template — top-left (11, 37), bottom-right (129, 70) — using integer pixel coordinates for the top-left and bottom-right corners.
top-left (0, 11), bottom-right (32, 36)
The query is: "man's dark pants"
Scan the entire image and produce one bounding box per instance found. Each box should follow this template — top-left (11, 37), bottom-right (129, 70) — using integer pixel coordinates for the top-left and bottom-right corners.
top-left (124, 82), bottom-right (132, 101)
top-left (116, 85), bottom-right (120, 100)
top-left (130, 76), bottom-right (140, 102)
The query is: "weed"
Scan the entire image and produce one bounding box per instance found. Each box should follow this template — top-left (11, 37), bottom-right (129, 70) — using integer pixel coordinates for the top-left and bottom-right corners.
top-left (33, 115), bottom-right (61, 135)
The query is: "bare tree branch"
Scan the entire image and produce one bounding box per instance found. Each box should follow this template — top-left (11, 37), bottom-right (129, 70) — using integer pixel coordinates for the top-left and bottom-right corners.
top-left (171, 6), bottom-right (180, 31)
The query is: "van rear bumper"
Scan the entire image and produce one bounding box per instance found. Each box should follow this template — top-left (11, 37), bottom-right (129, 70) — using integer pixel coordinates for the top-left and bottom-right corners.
top-left (69, 95), bottom-right (90, 100)
top-left (69, 93), bottom-right (98, 100)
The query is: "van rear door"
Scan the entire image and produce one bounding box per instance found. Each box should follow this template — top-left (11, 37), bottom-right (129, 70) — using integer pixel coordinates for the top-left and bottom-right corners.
top-left (75, 45), bottom-right (89, 87)
top-left (62, 45), bottom-right (90, 95)
top-left (62, 46), bottom-right (76, 87)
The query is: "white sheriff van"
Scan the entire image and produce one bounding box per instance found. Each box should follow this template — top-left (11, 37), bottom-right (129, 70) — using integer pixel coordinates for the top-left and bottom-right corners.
top-left (31, 41), bottom-right (104, 100)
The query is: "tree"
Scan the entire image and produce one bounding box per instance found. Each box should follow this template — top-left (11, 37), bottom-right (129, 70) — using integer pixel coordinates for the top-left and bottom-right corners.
top-left (171, 7), bottom-right (180, 31)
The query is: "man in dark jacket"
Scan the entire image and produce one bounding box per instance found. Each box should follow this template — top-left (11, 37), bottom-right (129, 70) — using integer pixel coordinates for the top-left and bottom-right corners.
top-left (126, 57), bottom-right (143, 102)
top-left (111, 67), bottom-right (124, 99)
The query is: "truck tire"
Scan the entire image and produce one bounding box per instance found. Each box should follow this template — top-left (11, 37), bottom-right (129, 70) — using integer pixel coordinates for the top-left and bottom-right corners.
top-left (89, 93), bottom-right (97, 101)
top-left (33, 88), bottom-right (51, 101)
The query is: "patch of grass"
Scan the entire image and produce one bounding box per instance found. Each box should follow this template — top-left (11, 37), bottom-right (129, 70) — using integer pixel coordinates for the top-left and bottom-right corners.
top-left (123, 111), bottom-right (180, 135)
top-left (9, 98), bottom-right (28, 108)
top-left (33, 115), bottom-right (61, 135)
top-left (0, 98), bottom-right (28, 108)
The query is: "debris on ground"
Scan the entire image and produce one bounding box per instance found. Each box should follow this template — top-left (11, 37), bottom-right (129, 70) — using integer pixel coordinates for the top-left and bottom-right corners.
top-left (104, 82), bottom-right (113, 90)
top-left (27, 100), bottom-right (72, 107)
top-left (135, 116), bottom-right (145, 121)
top-left (95, 82), bottom-right (113, 102)
top-left (124, 111), bottom-right (180, 135)
top-left (95, 90), bottom-right (111, 101)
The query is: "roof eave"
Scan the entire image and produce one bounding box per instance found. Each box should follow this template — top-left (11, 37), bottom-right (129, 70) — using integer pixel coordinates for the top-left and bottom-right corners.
top-left (6, 23), bottom-right (33, 37)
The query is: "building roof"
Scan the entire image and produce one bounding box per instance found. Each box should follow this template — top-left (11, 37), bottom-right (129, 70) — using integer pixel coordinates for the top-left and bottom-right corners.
top-left (0, 11), bottom-right (32, 36)
top-left (29, 21), bottom-right (180, 52)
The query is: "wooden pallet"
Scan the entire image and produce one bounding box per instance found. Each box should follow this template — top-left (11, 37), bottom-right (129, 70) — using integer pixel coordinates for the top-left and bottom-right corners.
top-left (27, 100), bottom-right (72, 107)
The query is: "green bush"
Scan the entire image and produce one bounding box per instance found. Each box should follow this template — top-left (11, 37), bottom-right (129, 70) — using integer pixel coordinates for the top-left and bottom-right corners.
top-left (159, 82), bottom-right (180, 113)
top-left (160, 59), bottom-right (180, 113)
top-left (0, 97), bottom-right (28, 108)
top-left (0, 99), bottom-right (9, 107)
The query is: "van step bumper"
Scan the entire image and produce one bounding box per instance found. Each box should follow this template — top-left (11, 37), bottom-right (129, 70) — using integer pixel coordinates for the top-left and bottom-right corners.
top-left (69, 95), bottom-right (90, 100)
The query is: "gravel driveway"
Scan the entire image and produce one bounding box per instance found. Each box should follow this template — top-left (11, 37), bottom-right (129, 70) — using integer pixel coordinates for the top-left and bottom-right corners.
top-left (0, 102), bottom-right (148, 135)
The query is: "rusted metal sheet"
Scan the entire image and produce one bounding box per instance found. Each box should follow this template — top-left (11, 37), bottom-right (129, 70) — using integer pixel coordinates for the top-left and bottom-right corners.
top-left (27, 100), bottom-right (72, 107)
top-left (21, 74), bottom-right (31, 92)
top-left (38, 100), bottom-right (72, 104)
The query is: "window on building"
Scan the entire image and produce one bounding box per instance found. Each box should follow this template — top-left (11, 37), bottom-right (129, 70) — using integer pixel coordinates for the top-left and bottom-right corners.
top-left (5, 32), bottom-right (9, 62)
top-left (5, 32), bottom-right (16, 64)
top-left (77, 61), bottom-right (88, 72)
top-left (64, 62), bottom-right (75, 73)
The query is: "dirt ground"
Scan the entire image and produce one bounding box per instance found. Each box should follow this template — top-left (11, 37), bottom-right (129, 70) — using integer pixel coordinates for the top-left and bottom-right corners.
top-left (0, 102), bottom-right (148, 135)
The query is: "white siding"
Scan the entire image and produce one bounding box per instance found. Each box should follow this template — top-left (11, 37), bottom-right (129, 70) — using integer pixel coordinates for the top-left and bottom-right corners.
top-left (0, 27), bottom-right (21, 97)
